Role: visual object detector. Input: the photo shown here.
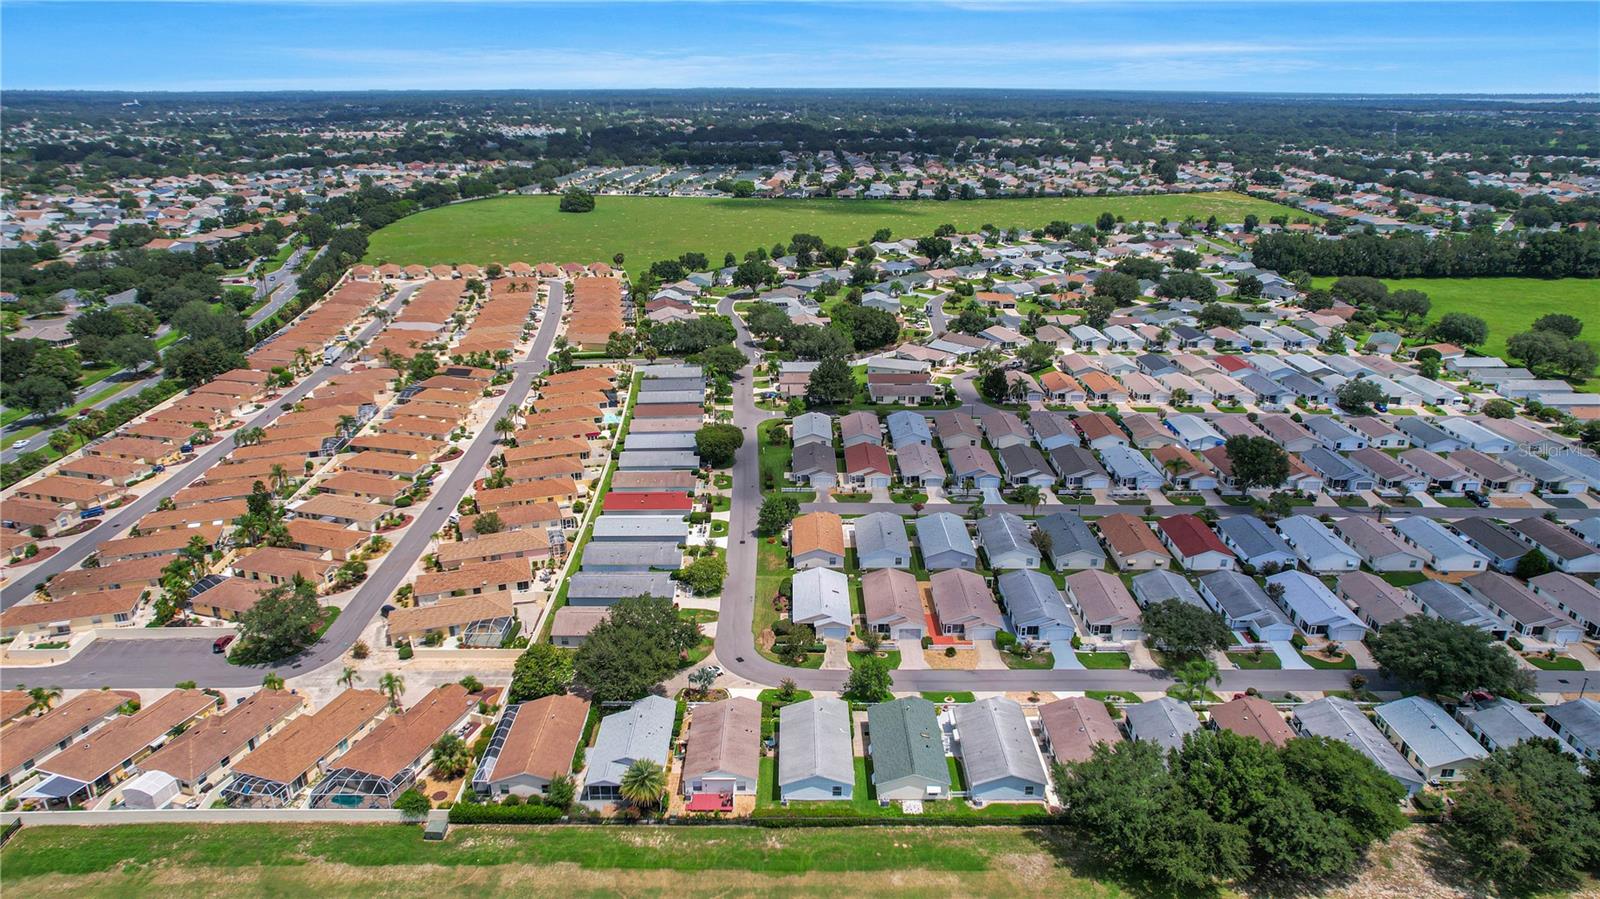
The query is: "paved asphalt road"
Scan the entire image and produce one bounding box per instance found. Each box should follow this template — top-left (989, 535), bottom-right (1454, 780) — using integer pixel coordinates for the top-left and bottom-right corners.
top-left (1, 372), bottom-right (162, 465)
top-left (246, 246), bottom-right (314, 331)
top-left (1, 244), bottom-right (312, 466)
top-left (0, 282), bottom-right (567, 689)
top-left (1, 282), bottom-right (424, 610)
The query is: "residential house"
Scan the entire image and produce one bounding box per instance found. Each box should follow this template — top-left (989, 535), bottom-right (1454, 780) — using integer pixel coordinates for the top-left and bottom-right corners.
top-left (1125, 697), bottom-right (1202, 753)
top-left (1210, 696), bottom-right (1294, 748)
top-left (928, 569), bottom-right (1004, 641)
top-left (947, 445), bottom-right (1002, 490)
top-left (1277, 515), bottom-right (1362, 573)
top-left (1039, 697), bottom-right (1124, 765)
top-left (866, 698), bottom-right (950, 801)
top-left (1048, 445), bottom-right (1111, 491)
top-left (854, 512), bottom-right (913, 569)
top-left (1064, 569), bottom-right (1143, 642)
top-left (580, 695), bottom-right (676, 803)
top-left (917, 512), bottom-right (980, 570)
top-left (1215, 516), bottom-right (1298, 571)
top-left (1458, 699), bottom-right (1566, 754)
top-left (792, 567), bottom-right (852, 640)
top-left (998, 569), bottom-right (1075, 644)
top-left (778, 697), bottom-right (855, 801)
top-left (1292, 697), bottom-right (1424, 794)
top-left (681, 699), bottom-right (761, 804)
top-left (1097, 513), bottom-right (1172, 570)
top-left (977, 512), bottom-right (1040, 570)
top-left (791, 512), bottom-right (846, 570)
top-left (861, 568), bottom-right (927, 643)
top-left (1337, 571), bottom-right (1423, 629)
top-left (1035, 512), bottom-right (1106, 571)
top-left (1392, 517), bottom-right (1489, 574)
top-left (1450, 518), bottom-right (1530, 573)
top-left (1462, 572), bottom-right (1583, 645)
top-left (1197, 570), bottom-right (1297, 640)
top-left (1156, 514), bottom-right (1235, 571)
top-left (1266, 570), bottom-right (1370, 642)
top-left (1543, 698), bottom-right (1600, 761)
top-left (953, 698), bottom-right (1049, 802)
top-left (1374, 697), bottom-right (1486, 784)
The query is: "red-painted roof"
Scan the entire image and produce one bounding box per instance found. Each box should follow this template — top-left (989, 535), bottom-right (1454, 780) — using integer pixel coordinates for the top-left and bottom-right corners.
top-left (1214, 355), bottom-right (1251, 373)
top-left (1158, 514), bottom-right (1233, 558)
top-left (602, 492), bottom-right (694, 513)
top-left (844, 442), bottom-right (891, 475)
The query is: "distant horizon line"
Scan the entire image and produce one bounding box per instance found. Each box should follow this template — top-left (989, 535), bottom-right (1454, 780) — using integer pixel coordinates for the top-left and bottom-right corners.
top-left (5, 87), bottom-right (1598, 100)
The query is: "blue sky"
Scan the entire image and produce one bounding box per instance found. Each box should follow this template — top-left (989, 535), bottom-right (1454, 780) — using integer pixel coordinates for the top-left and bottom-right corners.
top-left (4, 1), bottom-right (1597, 94)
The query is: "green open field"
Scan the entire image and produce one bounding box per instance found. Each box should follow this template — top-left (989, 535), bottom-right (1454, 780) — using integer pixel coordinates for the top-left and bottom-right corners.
top-left (0, 821), bottom-right (1519, 898)
top-left (1312, 276), bottom-right (1599, 360)
top-left (366, 192), bottom-right (1310, 275)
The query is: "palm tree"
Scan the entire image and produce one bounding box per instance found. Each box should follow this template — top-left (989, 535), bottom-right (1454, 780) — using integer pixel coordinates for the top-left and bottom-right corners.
top-left (619, 757), bottom-right (667, 810)
top-left (494, 416), bottom-right (516, 443)
top-left (337, 414), bottom-right (357, 438)
top-left (339, 666), bottom-right (359, 689)
top-left (25, 685), bottom-right (61, 714)
top-left (379, 671), bottom-right (405, 710)
top-left (430, 733), bottom-right (471, 778)
top-left (1011, 484), bottom-right (1042, 515)
top-left (1174, 658), bottom-right (1220, 703)
top-left (268, 463), bottom-right (289, 492)
top-left (689, 666), bottom-right (718, 697)
top-left (294, 346), bottom-right (313, 375)
top-left (262, 672), bottom-right (285, 691)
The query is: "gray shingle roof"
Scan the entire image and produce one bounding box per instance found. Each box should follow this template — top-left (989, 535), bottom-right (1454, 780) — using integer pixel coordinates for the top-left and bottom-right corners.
top-left (585, 695), bottom-right (675, 788)
top-left (998, 569), bottom-right (1073, 630)
top-left (953, 697), bottom-right (1048, 789)
top-left (1035, 512), bottom-right (1104, 561)
top-left (778, 697), bottom-right (854, 789)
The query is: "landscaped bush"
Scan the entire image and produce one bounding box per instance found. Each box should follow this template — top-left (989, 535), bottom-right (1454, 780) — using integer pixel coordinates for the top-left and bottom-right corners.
top-left (397, 642), bottom-right (414, 660)
top-left (921, 636), bottom-right (932, 650)
top-left (994, 631), bottom-right (1016, 650)
top-left (448, 800), bottom-right (564, 824)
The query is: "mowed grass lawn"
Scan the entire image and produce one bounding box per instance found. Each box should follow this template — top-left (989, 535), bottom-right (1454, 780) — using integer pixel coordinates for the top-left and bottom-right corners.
top-left (366, 192), bottom-right (1308, 276)
top-left (1312, 276), bottom-right (1600, 361)
top-left (0, 823), bottom-right (1148, 897)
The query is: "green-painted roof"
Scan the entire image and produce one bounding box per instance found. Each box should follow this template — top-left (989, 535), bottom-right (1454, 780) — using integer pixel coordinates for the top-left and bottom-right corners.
top-left (866, 697), bottom-right (950, 786)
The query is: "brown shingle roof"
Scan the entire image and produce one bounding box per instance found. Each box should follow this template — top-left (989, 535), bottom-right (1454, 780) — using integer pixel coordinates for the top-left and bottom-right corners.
top-left (0, 691), bottom-right (132, 773)
top-left (413, 559), bottom-right (530, 598)
top-left (331, 684), bottom-right (474, 780)
top-left (139, 690), bottom-right (303, 784)
top-left (489, 694), bottom-right (589, 784)
top-left (682, 698), bottom-right (760, 784)
top-left (1039, 697), bottom-right (1125, 764)
top-left (389, 594), bottom-right (514, 639)
top-left (38, 689), bottom-right (217, 782)
top-left (0, 589), bottom-right (144, 631)
top-left (228, 689), bottom-right (387, 785)
top-left (1209, 696), bottom-right (1294, 747)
